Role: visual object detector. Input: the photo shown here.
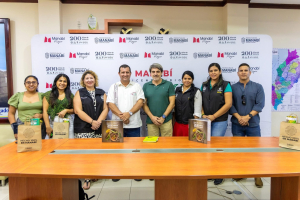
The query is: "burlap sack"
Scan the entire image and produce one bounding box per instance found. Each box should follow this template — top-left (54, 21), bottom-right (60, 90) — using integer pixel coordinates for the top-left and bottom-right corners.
top-left (17, 125), bottom-right (42, 152)
top-left (279, 121), bottom-right (300, 150)
top-left (53, 122), bottom-right (69, 139)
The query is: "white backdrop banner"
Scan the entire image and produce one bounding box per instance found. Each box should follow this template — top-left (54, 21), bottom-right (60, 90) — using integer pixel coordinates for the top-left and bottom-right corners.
top-left (31, 34), bottom-right (272, 136)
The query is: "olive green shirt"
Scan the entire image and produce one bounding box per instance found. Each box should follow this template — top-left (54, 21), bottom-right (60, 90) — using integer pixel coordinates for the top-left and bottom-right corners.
top-left (8, 92), bottom-right (43, 122)
top-left (44, 90), bottom-right (74, 120)
top-left (143, 79), bottom-right (175, 124)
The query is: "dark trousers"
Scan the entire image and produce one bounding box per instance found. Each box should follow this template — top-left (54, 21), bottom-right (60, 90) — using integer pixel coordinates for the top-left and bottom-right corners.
top-left (232, 123), bottom-right (261, 137)
top-left (124, 127), bottom-right (141, 137)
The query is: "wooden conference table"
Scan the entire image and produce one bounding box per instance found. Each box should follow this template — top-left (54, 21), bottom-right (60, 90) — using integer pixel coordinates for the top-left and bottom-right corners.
top-left (0, 137), bottom-right (300, 200)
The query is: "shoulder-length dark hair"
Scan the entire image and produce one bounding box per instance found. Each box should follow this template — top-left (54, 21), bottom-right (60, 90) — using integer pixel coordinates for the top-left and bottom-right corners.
top-left (50, 74), bottom-right (72, 108)
top-left (204, 63), bottom-right (224, 88)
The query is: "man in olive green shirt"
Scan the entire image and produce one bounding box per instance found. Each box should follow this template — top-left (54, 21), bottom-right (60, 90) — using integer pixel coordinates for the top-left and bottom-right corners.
top-left (143, 63), bottom-right (175, 137)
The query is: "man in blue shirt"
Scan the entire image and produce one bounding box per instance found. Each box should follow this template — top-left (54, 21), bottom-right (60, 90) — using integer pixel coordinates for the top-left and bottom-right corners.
top-left (230, 63), bottom-right (265, 188)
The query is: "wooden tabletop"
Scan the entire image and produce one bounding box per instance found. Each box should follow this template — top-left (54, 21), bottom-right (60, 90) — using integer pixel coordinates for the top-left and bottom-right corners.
top-left (2, 137), bottom-right (300, 179)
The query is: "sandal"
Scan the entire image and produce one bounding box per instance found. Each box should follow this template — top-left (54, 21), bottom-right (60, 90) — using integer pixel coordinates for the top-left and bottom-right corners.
top-left (83, 179), bottom-right (91, 190)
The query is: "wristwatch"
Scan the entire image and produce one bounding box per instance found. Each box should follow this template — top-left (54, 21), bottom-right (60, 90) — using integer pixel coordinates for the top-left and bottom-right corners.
top-left (248, 113), bottom-right (253, 118)
top-left (162, 114), bottom-right (166, 119)
top-left (129, 111), bottom-right (133, 116)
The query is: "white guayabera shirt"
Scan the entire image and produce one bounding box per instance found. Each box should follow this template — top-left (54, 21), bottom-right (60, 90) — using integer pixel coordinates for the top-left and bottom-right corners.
top-left (107, 81), bottom-right (145, 128)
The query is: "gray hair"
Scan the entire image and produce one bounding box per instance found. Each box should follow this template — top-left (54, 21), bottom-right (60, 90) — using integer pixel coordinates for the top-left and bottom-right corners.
top-left (149, 63), bottom-right (163, 73)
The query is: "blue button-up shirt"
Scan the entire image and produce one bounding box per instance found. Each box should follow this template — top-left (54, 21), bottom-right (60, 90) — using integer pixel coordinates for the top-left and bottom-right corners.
top-left (229, 80), bottom-right (265, 127)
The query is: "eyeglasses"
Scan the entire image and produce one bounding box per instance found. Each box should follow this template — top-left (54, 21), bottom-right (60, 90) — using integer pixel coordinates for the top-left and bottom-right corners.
top-left (25, 81), bottom-right (37, 85)
top-left (241, 95), bottom-right (246, 105)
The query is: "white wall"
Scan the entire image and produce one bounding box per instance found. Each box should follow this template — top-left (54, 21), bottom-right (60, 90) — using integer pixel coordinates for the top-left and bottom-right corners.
top-left (0, 3), bottom-right (38, 138)
top-left (62, 4), bottom-right (224, 34)
top-left (0, 3), bottom-right (39, 94)
top-left (249, 8), bottom-right (300, 136)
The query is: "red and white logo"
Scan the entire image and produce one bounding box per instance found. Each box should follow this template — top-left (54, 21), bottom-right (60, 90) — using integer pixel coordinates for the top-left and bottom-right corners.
top-left (144, 52), bottom-right (151, 58)
top-left (46, 83), bottom-right (53, 88)
top-left (44, 37), bottom-right (51, 43)
top-left (193, 37), bottom-right (200, 43)
top-left (218, 52), bottom-right (224, 58)
top-left (69, 53), bottom-right (76, 58)
top-left (119, 37), bottom-right (126, 43)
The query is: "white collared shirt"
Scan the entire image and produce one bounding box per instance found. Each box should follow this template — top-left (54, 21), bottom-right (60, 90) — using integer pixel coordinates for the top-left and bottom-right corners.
top-left (107, 81), bottom-right (145, 128)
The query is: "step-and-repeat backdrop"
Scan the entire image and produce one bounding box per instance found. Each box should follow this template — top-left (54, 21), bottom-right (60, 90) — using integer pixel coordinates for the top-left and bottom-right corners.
top-left (32, 34), bottom-right (272, 136)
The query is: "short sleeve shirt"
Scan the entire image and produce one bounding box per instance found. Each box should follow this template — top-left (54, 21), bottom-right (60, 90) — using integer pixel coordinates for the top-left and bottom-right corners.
top-left (107, 81), bottom-right (145, 128)
top-left (143, 79), bottom-right (175, 124)
top-left (8, 92), bottom-right (43, 122)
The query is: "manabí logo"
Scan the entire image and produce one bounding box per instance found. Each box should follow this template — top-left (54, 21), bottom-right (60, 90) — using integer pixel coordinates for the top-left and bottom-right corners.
top-left (46, 83), bottom-right (53, 88)
top-left (119, 37), bottom-right (126, 43)
top-left (218, 52), bottom-right (237, 59)
top-left (193, 37), bottom-right (200, 43)
top-left (44, 36), bottom-right (65, 44)
top-left (69, 53), bottom-right (76, 58)
top-left (217, 52), bottom-right (224, 58)
top-left (144, 52), bottom-right (164, 59)
top-left (144, 52), bottom-right (151, 58)
top-left (44, 37), bottom-right (51, 43)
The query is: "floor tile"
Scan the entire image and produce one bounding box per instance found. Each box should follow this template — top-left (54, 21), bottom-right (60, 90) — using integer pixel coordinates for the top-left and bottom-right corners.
top-left (218, 185), bottom-right (257, 200)
top-left (207, 188), bottom-right (225, 200)
top-left (1, 195), bottom-right (9, 200)
top-left (262, 177), bottom-right (270, 184)
top-left (243, 185), bottom-right (270, 200)
top-left (103, 179), bottom-right (132, 188)
top-left (130, 187), bottom-right (154, 200)
top-left (239, 178), bottom-right (270, 186)
top-left (131, 179), bottom-right (154, 188)
top-left (90, 179), bottom-right (105, 188)
top-left (99, 187), bottom-right (130, 200)
top-left (208, 180), bottom-right (215, 187)
top-left (84, 188), bottom-right (101, 200)
top-left (218, 178), bottom-right (238, 186)
top-left (0, 189), bottom-right (8, 197)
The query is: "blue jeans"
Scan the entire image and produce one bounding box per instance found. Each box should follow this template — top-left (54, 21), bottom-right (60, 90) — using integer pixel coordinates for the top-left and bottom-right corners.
top-left (232, 123), bottom-right (261, 137)
top-left (124, 127), bottom-right (140, 137)
top-left (211, 121), bottom-right (227, 137)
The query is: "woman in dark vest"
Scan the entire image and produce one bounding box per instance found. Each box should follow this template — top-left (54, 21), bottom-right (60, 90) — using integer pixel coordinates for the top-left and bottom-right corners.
top-left (201, 63), bottom-right (232, 186)
top-left (73, 70), bottom-right (108, 190)
top-left (174, 71), bottom-right (201, 136)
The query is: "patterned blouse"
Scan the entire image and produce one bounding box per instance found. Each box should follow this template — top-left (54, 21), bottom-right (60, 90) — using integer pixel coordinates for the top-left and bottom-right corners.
top-left (74, 89), bottom-right (101, 138)
top-left (44, 91), bottom-right (74, 120)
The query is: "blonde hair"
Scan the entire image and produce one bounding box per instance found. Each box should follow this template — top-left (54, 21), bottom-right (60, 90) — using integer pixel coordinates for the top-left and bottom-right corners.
top-left (80, 70), bottom-right (99, 88)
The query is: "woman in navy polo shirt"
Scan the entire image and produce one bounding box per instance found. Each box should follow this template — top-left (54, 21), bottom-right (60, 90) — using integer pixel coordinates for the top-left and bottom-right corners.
top-left (201, 63), bottom-right (232, 185)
